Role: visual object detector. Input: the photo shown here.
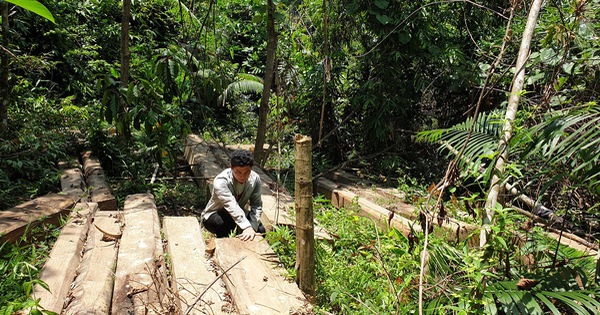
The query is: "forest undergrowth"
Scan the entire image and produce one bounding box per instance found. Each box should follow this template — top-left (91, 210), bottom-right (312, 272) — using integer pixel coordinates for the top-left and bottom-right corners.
top-left (1, 130), bottom-right (599, 314)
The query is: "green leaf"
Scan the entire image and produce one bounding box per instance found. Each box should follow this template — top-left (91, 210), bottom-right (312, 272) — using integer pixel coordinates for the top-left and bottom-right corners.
top-left (540, 48), bottom-right (557, 65)
top-left (252, 13), bottom-right (263, 23)
top-left (376, 14), bottom-right (392, 25)
top-left (543, 291), bottom-right (590, 315)
top-left (5, 0), bottom-right (55, 23)
top-left (398, 31), bottom-right (411, 44)
top-left (374, 0), bottom-right (389, 9)
top-left (534, 292), bottom-right (561, 315)
top-left (595, 253), bottom-right (600, 285)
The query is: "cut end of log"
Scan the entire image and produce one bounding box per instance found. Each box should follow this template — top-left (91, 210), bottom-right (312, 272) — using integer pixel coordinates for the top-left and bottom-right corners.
top-left (295, 134), bottom-right (312, 143)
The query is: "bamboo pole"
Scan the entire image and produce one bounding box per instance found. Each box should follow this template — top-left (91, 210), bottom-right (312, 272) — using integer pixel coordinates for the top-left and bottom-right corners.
top-left (294, 134), bottom-right (315, 297)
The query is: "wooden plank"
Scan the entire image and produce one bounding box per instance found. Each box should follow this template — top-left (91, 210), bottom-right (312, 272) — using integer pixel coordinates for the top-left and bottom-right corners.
top-left (60, 168), bottom-right (87, 201)
top-left (111, 193), bottom-right (167, 315)
top-left (316, 178), bottom-right (480, 245)
top-left (0, 193), bottom-right (75, 243)
top-left (163, 216), bottom-right (234, 315)
top-left (214, 237), bottom-right (311, 315)
top-left (82, 151), bottom-right (117, 210)
top-left (31, 202), bottom-right (97, 313)
top-left (63, 211), bottom-right (121, 315)
top-left (184, 135), bottom-right (223, 193)
top-left (545, 231), bottom-right (598, 256)
top-left (260, 190), bottom-right (295, 228)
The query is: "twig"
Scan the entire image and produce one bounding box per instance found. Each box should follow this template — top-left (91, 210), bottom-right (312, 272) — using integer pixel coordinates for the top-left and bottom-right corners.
top-left (94, 223), bottom-right (122, 239)
top-left (345, 292), bottom-right (379, 315)
top-left (183, 255), bottom-right (246, 315)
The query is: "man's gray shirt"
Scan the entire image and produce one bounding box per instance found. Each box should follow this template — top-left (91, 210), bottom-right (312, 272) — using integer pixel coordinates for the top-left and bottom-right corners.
top-left (202, 168), bottom-right (263, 230)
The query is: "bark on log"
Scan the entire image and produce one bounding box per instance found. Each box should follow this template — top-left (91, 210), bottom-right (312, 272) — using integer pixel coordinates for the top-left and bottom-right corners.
top-left (63, 211), bottom-right (121, 315)
top-left (32, 202), bottom-right (97, 313)
top-left (294, 135), bottom-right (315, 297)
top-left (82, 151), bottom-right (117, 210)
top-left (111, 194), bottom-right (167, 315)
top-left (163, 216), bottom-right (232, 315)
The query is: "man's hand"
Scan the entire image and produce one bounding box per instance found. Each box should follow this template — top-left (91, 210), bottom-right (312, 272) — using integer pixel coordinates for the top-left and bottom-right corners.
top-left (238, 227), bottom-right (257, 241)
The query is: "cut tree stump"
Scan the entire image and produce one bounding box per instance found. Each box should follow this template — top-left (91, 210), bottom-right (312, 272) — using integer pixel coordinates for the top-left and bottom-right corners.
top-left (82, 151), bottom-right (117, 210)
top-left (0, 193), bottom-right (75, 243)
top-left (31, 202), bottom-right (98, 313)
top-left (214, 237), bottom-right (311, 315)
top-left (111, 193), bottom-right (167, 315)
top-left (163, 216), bottom-right (233, 315)
top-left (63, 210), bottom-right (122, 315)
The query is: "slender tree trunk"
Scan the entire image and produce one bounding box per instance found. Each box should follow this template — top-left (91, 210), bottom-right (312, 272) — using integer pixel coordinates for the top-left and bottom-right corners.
top-left (254, 0), bottom-right (277, 166)
top-left (0, 2), bottom-right (9, 130)
top-left (119, 0), bottom-right (132, 139)
top-left (480, 0), bottom-right (544, 247)
top-left (317, 0), bottom-right (329, 147)
top-left (294, 134), bottom-right (315, 298)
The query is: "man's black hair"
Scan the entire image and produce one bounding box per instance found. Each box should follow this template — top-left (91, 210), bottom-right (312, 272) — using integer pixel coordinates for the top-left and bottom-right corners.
top-left (230, 150), bottom-right (254, 167)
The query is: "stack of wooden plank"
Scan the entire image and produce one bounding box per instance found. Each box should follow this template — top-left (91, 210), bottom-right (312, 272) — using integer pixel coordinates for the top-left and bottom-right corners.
top-left (6, 143), bottom-right (313, 314)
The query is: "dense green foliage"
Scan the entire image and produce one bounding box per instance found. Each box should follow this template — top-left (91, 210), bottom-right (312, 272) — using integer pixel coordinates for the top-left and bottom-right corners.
top-left (0, 96), bottom-right (78, 208)
top-left (268, 198), bottom-right (600, 314)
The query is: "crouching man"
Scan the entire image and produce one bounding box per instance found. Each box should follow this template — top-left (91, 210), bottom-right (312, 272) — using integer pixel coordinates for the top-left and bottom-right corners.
top-left (202, 150), bottom-right (266, 241)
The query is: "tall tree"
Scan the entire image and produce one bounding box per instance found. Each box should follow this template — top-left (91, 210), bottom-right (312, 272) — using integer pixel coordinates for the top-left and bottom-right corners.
top-left (254, 0), bottom-right (277, 166)
top-left (1, 2), bottom-right (9, 130)
top-left (119, 0), bottom-right (132, 140)
top-left (480, 0), bottom-right (544, 247)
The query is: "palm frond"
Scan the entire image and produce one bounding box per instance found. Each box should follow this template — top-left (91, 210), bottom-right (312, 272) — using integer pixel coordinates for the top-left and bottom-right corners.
top-left (416, 111), bottom-right (504, 177)
top-left (218, 74), bottom-right (264, 107)
top-left (423, 240), bottom-right (600, 315)
top-left (424, 277), bottom-right (600, 315)
top-left (419, 104), bottom-right (600, 194)
top-left (520, 103), bottom-right (600, 193)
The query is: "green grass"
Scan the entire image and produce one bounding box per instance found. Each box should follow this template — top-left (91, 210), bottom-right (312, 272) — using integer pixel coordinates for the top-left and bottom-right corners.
top-left (266, 197), bottom-right (421, 314)
top-left (0, 224), bottom-right (62, 315)
top-left (265, 196), bottom-right (600, 315)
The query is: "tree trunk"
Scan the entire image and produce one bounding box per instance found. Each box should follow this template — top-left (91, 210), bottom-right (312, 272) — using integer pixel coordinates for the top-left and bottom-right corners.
top-left (254, 0), bottom-right (277, 166)
top-left (317, 0), bottom-right (329, 147)
top-left (480, 0), bottom-right (544, 247)
top-left (119, 0), bottom-right (132, 139)
top-left (294, 134), bottom-right (315, 297)
top-left (1, 2), bottom-right (9, 130)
